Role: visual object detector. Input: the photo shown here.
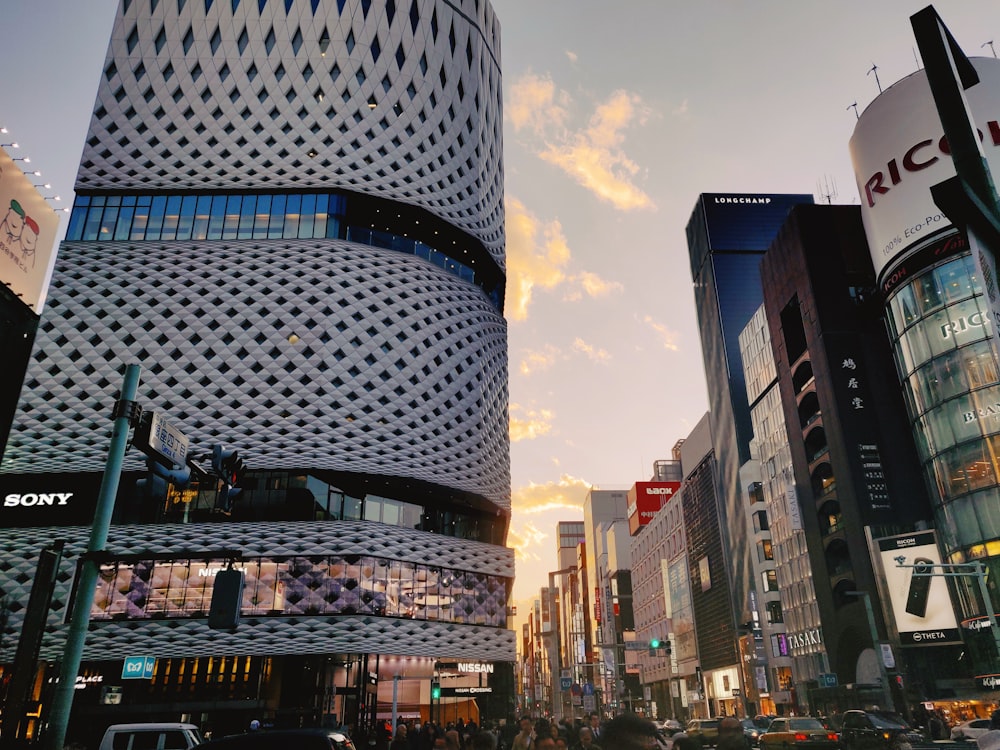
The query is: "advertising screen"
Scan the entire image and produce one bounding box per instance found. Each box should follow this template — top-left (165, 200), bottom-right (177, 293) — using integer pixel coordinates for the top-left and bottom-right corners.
top-left (876, 530), bottom-right (961, 645)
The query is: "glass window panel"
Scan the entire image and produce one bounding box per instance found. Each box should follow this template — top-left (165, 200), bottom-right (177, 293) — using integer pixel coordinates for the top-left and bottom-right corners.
top-left (130, 202), bottom-right (149, 240)
top-left (98, 207), bottom-right (118, 241)
top-left (343, 494), bottom-right (362, 520)
top-left (67, 207), bottom-right (87, 240)
top-left (254, 194), bottom-right (271, 238)
top-left (363, 496), bottom-right (381, 522)
top-left (382, 498), bottom-right (400, 526)
top-left (400, 501), bottom-right (421, 530)
top-left (926, 308), bottom-right (957, 358)
top-left (208, 196), bottom-right (227, 238)
top-left (937, 258), bottom-right (974, 303)
top-left (903, 320), bottom-right (934, 369)
top-left (122, 195), bottom-right (136, 207)
top-left (176, 195), bottom-right (196, 240)
top-left (283, 195), bottom-right (301, 238)
top-left (325, 216), bottom-right (340, 239)
top-left (299, 194), bottom-right (316, 238)
top-left (913, 268), bottom-right (946, 315)
top-left (160, 195), bottom-right (182, 240)
top-left (268, 195), bottom-right (285, 238)
top-left (105, 195), bottom-right (122, 207)
top-left (145, 196), bottom-right (167, 240)
top-left (114, 208), bottom-right (134, 240)
top-left (222, 195), bottom-right (242, 239)
top-left (888, 284), bottom-right (919, 337)
top-left (238, 194), bottom-right (255, 239)
top-left (967, 340), bottom-right (1000, 389)
top-left (193, 196), bottom-right (212, 240)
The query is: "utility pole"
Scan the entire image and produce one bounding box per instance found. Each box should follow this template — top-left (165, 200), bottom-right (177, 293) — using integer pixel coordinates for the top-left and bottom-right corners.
top-left (44, 364), bottom-right (141, 750)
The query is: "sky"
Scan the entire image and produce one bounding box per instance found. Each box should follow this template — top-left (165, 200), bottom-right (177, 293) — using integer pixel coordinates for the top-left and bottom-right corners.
top-left (2, 0), bottom-right (1000, 634)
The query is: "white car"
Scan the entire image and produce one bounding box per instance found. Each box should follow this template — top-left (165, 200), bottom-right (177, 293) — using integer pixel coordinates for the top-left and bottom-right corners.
top-left (952, 719), bottom-right (992, 741)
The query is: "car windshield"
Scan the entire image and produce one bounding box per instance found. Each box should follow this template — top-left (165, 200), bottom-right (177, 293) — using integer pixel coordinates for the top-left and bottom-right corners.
top-left (789, 720), bottom-right (825, 731)
top-left (868, 713), bottom-right (909, 730)
top-left (700, 722), bottom-right (721, 729)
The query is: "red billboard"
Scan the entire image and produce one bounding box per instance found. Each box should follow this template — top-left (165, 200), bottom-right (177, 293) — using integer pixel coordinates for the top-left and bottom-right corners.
top-left (627, 481), bottom-right (681, 535)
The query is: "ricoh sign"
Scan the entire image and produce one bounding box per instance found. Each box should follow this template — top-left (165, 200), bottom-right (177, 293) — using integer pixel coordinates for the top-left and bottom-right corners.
top-left (627, 482), bottom-right (681, 536)
top-left (849, 58), bottom-right (1000, 283)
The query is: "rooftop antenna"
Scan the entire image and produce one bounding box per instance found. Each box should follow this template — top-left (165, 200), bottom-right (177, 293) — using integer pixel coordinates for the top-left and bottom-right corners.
top-left (868, 63), bottom-right (883, 94)
top-left (847, 102), bottom-right (859, 120)
top-left (817, 176), bottom-right (838, 205)
top-left (984, 40), bottom-right (997, 58)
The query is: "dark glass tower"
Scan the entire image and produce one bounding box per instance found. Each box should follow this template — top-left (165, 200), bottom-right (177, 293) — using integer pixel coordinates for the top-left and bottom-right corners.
top-left (685, 193), bottom-right (812, 626)
top-left (0, 0), bottom-right (511, 738)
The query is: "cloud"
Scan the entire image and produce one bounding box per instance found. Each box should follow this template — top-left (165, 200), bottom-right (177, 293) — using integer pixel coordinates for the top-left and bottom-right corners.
top-left (506, 197), bottom-right (623, 320)
top-left (565, 50), bottom-right (578, 63)
top-left (507, 522), bottom-right (548, 563)
top-left (673, 98), bottom-right (690, 117)
top-left (518, 344), bottom-right (561, 375)
top-left (510, 403), bottom-right (555, 441)
top-left (508, 71), bottom-right (568, 137)
top-left (512, 474), bottom-right (592, 514)
top-left (572, 338), bottom-right (610, 364)
top-left (508, 72), bottom-right (655, 211)
top-left (643, 314), bottom-right (681, 351)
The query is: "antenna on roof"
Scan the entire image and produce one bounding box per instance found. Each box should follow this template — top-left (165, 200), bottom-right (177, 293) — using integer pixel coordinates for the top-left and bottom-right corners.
top-left (817, 177), bottom-right (838, 205)
top-left (847, 102), bottom-right (859, 120)
top-left (868, 63), bottom-right (883, 94)
top-left (983, 40), bottom-right (997, 58)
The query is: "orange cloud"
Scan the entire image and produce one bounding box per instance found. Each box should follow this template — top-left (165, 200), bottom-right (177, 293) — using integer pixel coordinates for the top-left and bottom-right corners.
top-left (505, 196), bottom-right (570, 321)
top-left (512, 475), bottom-right (592, 514)
top-left (571, 338), bottom-right (611, 364)
top-left (508, 72), bottom-right (655, 212)
top-left (643, 315), bottom-right (681, 351)
top-left (519, 344), bottom-right (561, 375)
top-left (510, 403), bottom-right (555, 442)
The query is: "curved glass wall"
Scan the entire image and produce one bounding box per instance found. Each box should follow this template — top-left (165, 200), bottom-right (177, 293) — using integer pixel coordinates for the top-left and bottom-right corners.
top-left (66, 191), bottom-right (501, 308)
top-left (885, 248), bottom-right (1000, 562)
top-left (91, 553), bottom-right (509, 627)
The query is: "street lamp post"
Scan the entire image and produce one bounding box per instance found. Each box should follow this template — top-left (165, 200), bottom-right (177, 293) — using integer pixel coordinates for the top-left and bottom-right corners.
top-left (844, 590), bottom-right (894, 712)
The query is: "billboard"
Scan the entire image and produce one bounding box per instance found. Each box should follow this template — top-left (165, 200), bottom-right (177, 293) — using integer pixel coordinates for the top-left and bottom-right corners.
top-left (0, 146), bottom-right (60, 312)
top-left (849, 58), bottom-right (1000, 283)
top-left (876, 530), bottom-right (961, 645)
top-left (627, 481), bottom-right (680, 535)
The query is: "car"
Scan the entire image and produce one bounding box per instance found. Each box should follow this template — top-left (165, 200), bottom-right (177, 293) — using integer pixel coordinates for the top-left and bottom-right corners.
top-left (839, 710), bottom-right (924, 750)
top-left (759, 717), bottom-right (839, 750)
top-left (952, 719), bottom-right (993, 741)
top-left (196, 728), bottom-right (356, 750)
top-left (687, 719), bottom-right (723, 748)
top-left (100, 723), bottom-right (204, 750)
top-left (742, 718), bottom-right (771, 747)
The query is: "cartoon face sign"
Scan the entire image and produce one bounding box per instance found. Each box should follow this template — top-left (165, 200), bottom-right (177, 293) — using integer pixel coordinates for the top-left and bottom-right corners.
top-left (1, 200), bottom-right (24, 243)
top-left (21, 216), bottom-right (38, 267)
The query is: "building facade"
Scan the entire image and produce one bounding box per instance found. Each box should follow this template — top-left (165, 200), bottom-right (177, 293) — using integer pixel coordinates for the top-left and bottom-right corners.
top-left (0, 0), bottom-right (512, 742)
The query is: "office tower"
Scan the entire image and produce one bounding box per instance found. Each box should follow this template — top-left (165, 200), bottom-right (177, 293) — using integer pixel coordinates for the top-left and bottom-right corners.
top-left (850, 58), bottom-right (1000, 693)
top-left (0, 0), bottom-right (511, 739)
top-left (759, 203), bottom-right (938, 710)
top-left (684, 193), bottom-right (811, 673)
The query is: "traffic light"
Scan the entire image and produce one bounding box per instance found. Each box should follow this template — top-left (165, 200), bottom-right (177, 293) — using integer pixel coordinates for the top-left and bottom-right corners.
top-left (649, 637), bottom-right (660, 657)
top-left (137, 455), bottom-right (191, 502)
top-left (431, 681), bottom-right (441, 700)
top-left (211, 445), bottom-right (246, 487)
top-left (208, 566), bottom-right (245, 631)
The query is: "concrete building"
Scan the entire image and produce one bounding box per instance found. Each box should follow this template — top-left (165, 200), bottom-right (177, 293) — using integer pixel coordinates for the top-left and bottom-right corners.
top-left (0, 0), bottom-right (511, 742)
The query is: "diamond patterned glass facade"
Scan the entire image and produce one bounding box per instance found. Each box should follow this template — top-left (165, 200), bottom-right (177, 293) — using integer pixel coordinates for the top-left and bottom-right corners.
top-left (0, 0), bottom-right (513, 671)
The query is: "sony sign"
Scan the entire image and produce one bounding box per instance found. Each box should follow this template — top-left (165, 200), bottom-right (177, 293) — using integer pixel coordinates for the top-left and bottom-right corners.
top-left (5, 492), bottom-right (74, 507)
top-left (849, 58), bottom-right (1000, 283)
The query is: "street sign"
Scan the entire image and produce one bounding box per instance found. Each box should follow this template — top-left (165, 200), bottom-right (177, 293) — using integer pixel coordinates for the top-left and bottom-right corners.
top-left (819, 673), bottom-right (838, 688)
top-left (582, 682), bottom-right (594, 696)
top-left (438, 686), bottom-right (493, 697)
top-left (122, 656), bottom-right (156, 680)
top-left (561, 677), bottom-right (572, 691)
top-left (583, 695), bottom-right (596, 712)
top-left (133, 411), bottom-right (189, 469)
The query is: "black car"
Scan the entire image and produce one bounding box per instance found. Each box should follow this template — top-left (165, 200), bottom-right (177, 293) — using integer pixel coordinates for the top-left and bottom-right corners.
top-left (742, 717), bottom-right (772, 747)
top-left (197, 729), bottom-right (356, 750)
top-left (839, 710), bottom-right (924, 750)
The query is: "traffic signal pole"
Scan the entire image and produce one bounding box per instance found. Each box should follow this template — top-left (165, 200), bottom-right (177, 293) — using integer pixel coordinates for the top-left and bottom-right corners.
top-left (44, 364), bottom-right (142, 750)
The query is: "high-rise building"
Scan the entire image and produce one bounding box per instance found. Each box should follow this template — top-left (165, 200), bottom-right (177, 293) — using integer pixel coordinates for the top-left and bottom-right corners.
top-left (849, 57), bottom-right (1000, 699)
top-left (0, 0), bottom-right (511, 740)
top-left (685, 193), bottom-right (813, 632)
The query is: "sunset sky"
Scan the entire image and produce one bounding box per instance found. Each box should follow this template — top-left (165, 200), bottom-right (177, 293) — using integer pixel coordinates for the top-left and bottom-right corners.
top-left (2, 0), bottom-right (999, 632)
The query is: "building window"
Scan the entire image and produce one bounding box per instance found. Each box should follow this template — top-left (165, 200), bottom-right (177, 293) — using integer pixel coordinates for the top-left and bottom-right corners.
top-left (759, 539), bottom-right (774, 562)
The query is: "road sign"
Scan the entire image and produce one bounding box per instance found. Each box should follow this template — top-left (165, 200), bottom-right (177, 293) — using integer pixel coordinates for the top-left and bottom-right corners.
top-left (134, 411), bottom-right (189, 469)
top-left (818, 673), bottom-right (838, 688)
top-left (582, 682), bottom-right (594, 696)
top-left (583, 695), bottom-right (596, 712)
top-left (561, 677), bottom-right (572, 691)
top-left (122, 656), bottom-right (156, 680)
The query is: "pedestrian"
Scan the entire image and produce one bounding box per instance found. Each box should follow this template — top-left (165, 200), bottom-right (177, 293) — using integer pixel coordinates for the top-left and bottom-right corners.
top-left (571, 727), bottom-right (600, 750)
top-left (600, 713), bottom-right (659, 750)
top-left (512, 717), bottom-right (535, 750)
top-left (391, 724), bottom-right (409, 750)
top-left (716, 717), bottom-right (745, 750)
